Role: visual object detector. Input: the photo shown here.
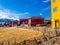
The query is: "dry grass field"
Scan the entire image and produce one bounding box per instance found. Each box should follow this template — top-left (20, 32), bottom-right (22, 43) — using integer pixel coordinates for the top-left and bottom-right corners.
top-left (0, 27), bottom-right (60, 45)
top-left (0, 27), bottom-right (43, 45)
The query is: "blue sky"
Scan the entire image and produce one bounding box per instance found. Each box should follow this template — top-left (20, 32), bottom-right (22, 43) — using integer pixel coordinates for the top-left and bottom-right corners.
top-left (0, 0), bottom-right (51, 20)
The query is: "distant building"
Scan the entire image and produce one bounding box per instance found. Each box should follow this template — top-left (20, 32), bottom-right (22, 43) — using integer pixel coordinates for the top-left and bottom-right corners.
top-left (1, 16), bottom-right (44, 27)
top-left (4, 23), bottom-right (11, 27)
top-left (4, 20), bottom-right (18, 27)
top-left (28, 16), bottom-right (44, 26)
top-left (20, 19), bottom-right (28, 24)
top-left (19, 16), bottom-right (44, 26)
top-left (0, 22), bottom-right (5, 27)
top-left (44, 18), bottom-right (51, 26)
top-left (10, 20), bottom-right (18, 26)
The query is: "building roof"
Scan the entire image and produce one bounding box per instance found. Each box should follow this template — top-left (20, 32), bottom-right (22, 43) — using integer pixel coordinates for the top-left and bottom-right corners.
top-left (30, 16), bottom-right (44, 19)
top-left (20, 19), bottom-right (28, 21)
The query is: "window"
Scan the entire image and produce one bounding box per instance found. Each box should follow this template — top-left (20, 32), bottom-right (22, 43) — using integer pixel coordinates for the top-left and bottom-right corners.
top-left (53, 0), bottom-right (57, 2)
top-left (53, 7), bottom-right (57, 12)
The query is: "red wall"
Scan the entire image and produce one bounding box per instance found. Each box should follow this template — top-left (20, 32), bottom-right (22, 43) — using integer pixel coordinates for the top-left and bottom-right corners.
top-left (30, 16), bottom-right (44, 26)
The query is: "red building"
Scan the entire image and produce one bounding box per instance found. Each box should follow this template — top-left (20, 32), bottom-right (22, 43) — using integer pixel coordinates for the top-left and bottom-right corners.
top-left (19, 16), bottom-right (44, 26)
top-left (28, 16), bottom-right (44, 26)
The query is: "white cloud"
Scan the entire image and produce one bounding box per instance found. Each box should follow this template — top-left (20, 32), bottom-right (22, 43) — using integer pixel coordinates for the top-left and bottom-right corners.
top-left (40, 13), bottom-right (43, 15)
top-left (42, 0), bottom-right (50, 3)
top-left (40, 6), bottom-right (50, 16)
top-left (0, 9), bottom-right (20, 20)
top-left (41, 6), bottom-right (50, 13)
top-left (0, 5), bottom-right (29, 20)
top-left (24, 12), bottom-right (29, 15)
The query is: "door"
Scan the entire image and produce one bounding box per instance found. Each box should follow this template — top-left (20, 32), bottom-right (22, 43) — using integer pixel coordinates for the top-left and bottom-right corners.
top-left (55, 20), bottom-right (59, 28)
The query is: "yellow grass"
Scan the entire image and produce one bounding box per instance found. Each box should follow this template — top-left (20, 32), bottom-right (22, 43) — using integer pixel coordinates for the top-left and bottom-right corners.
top-left (0, 27), bottom-right (43, 43)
